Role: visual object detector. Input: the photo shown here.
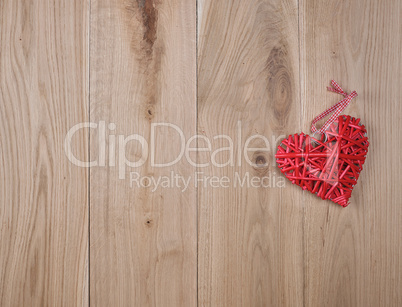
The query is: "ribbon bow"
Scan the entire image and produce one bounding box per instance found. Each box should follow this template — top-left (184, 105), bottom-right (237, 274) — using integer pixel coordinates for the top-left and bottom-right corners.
top-left (311, 80), bottom-right (358, 134)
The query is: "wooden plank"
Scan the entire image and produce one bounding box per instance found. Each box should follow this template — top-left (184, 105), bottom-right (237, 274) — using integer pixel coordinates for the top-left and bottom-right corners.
top-left (197, 0), bottom-right (303, 305)
top-left (89, 0), bottom-right (196, 305)
top-left (0, 0), bottom-right (89, 305)
top-left (300, 0), bottom-right (402, 305)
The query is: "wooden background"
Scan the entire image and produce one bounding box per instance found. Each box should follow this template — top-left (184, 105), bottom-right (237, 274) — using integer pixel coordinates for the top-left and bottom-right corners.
top-left (0, 0), bottom-right (401, 306)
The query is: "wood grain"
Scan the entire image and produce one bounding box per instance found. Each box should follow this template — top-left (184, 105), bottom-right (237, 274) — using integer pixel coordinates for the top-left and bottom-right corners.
top-left (0, 0), bottom-right (89, 305)
top-left (301, 0), bottom-right (402, 306)
top-left (89, 0), bottom-right (196, 305)
top-left (1, 0), bottom-right (401, 305)
top-left (197, 0), bottom-right (303, 305)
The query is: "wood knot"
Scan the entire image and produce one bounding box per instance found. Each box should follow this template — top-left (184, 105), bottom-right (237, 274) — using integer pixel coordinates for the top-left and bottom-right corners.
top-left (266, 44), bottom-right (293, 128)
top-left (146, 105), bottom-right (155, 120)
top-left (255, 155), bottom-right (267, 166)
top-left (252, 152), bottom-right (270, 175)
top-left (142, 177), bottom-right (150, 186)
top-left (138, 0), bottom-right (158, 48)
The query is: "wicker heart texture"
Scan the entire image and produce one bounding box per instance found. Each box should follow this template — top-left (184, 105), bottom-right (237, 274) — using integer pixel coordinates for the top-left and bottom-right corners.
top-left (275, 115), bottom-right (369, 207)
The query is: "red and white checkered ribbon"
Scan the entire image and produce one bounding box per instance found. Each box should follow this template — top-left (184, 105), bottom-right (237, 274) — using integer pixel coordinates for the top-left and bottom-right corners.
top-left (311, 80), bottom-right (358, 134)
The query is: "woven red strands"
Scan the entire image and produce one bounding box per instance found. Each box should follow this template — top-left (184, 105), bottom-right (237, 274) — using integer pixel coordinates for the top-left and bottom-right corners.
top-left (276, 115), bottom-right (369, 207)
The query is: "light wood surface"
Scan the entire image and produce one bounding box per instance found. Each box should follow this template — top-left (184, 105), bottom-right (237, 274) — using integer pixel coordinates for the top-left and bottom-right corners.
top-left (89, 0), bottom-right (196, 305)
top-left (0, 0), bottom-right (89, 305)
top-left (300, 0), bottom-right (402, 306)
top-left (1, 0), bottom-right (401, 306)
top-left (197, 0), bottom-right (304, 305)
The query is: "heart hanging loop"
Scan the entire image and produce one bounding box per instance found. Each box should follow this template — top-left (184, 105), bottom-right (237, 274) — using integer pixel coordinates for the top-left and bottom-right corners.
top-left (311, 80), bottom-right (358, 135)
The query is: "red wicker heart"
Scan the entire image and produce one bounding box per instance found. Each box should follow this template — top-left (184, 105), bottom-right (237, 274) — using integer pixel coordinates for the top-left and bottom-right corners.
top-left (275, 115), bottom-right (369, 207)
